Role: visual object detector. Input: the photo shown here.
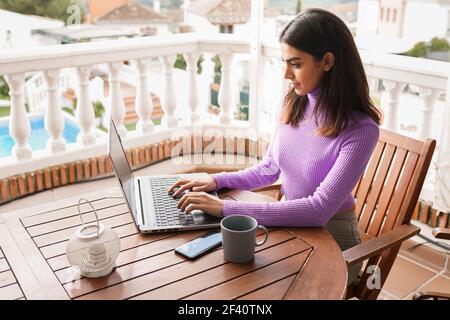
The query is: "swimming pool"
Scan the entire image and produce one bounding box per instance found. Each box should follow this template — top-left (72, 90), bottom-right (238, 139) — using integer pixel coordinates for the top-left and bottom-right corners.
top-left (0, 116), bottom-right (80, 158)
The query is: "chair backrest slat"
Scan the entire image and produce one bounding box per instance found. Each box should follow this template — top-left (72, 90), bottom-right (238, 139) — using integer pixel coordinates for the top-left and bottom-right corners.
top-left (358, 143), bottom-right (396, 233)
top-left (379, 151), bottom-right (419, 234)
top-left (355, 140), bottom-right (385, 219)
top-left (367, 148), bottom-right (408, 236)
top-left (353, 129), bottom-right (435, 237)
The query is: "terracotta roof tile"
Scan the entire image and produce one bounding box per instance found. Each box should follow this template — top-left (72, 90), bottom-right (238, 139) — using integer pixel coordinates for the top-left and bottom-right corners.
top-left (96, 1), bottom-right (170, 24)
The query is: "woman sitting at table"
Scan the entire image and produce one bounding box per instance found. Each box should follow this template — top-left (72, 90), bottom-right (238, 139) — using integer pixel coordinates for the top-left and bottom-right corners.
top-left (168, 8), bottom-right (381, 285)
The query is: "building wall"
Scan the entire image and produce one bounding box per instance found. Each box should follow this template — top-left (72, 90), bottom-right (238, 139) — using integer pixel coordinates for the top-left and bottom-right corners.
top-left (378, 0), bottom-right (404, 37)
top-left (0, 10), bottom-right (64, 49)
top-left (357, 0), bottom-right (448, 44)
top-left (185, 13), bottom-right (217, 33)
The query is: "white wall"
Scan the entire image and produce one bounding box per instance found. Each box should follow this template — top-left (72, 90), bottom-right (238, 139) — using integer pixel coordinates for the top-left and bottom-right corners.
top-left (356, 0), bottom-right (380, 37)
top-left (0, 9), bottom-right (64, 50)
top-left (402, 1), bottom-right (448, 43)
top-left (186, 13), bottom-right (217, 34)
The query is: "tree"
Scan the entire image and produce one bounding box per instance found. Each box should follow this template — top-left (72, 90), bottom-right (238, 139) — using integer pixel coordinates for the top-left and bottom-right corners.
top-left (402, 37), bottom-right (450, 59)
top-left (0, 76), bottom-right (9, 100)
top-left (0, 0), bottom-right (85, 24)
top-left (430, 37), bottom-right (450, 52)
top-left (403, 41), bottom-right (427, 58)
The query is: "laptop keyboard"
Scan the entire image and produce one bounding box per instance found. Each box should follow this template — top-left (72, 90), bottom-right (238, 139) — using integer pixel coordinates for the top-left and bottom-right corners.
top-left (149, 177), bottom-right (195, 227)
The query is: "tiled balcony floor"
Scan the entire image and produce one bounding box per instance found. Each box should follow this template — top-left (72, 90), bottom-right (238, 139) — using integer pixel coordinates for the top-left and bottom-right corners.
top-left (378, 225), bottom-right (450, 300)
top-left (0, 158), bottom-right (449, 300)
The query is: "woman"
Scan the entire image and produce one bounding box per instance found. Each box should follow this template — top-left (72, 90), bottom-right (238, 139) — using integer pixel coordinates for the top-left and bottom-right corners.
top-left (168, 8), bottom-right (381, 285)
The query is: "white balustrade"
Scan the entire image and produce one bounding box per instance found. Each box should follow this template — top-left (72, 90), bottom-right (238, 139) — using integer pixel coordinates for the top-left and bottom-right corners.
top-left (134, 58), bottom-right (154, 134)
top-left (218, 53), bottom-right (233, 125)
top-left (0, 34), bottom-right (449, 209)
top-left (184, 52), bottom-right (200, 124)
top-left (75, 66), bottom-right (96, 146)
top-left (159, 55), bottom-right (178, 128)
top-left (4, 73), bottom-right (32, 160)
top-left (43, 69), bottom-right (66, 153)
top-left (382, 80), bottom-right (406, 132)
top-left (107, 62), bottom-right (127, 138)
top-left (417, 87), bottom-right (440, 140)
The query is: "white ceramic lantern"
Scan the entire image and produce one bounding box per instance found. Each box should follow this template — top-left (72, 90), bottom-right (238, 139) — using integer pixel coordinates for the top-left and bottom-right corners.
top-left (66, 198), bottom-right (121, 278)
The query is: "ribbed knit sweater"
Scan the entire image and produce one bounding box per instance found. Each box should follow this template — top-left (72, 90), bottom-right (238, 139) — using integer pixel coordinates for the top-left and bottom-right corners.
top-left (212, 88), bottom-right (379, 227)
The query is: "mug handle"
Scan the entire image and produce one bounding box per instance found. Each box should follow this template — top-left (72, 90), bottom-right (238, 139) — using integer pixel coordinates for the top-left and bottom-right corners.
top-left (255, 225), bottom-right (268, 246)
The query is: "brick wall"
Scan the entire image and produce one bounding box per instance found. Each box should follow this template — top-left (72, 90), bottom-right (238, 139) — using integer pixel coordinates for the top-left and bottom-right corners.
top-left (0, 135), bottom-right (268, 203)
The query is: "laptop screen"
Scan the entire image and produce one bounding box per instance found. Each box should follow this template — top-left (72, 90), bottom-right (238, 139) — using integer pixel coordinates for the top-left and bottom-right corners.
top-left (108, 119), bottom-right (138, 223)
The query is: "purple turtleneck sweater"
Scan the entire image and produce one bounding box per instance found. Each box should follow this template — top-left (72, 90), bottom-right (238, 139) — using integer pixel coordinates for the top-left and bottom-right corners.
top-left (212, 88), bottom-right (379, 227)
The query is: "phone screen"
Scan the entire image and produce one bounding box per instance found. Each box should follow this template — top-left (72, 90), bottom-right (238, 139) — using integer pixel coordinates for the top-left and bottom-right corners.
top-left (175, 230), bottom-right (222, 259)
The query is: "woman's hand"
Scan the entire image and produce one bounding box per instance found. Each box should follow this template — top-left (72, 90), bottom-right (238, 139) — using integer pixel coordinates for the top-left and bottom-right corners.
top-left (176, 191), bottom-right (224, 218)
top-left (167, 175), bottom-right (217, 198)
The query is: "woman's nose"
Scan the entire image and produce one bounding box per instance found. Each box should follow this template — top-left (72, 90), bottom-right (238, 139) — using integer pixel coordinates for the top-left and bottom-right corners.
top-left (283, 65), bottom-right (293, 80)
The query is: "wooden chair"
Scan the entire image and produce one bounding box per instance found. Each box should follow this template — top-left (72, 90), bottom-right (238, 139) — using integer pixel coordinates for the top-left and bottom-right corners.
top-left (412, 227), bottom-right (450, 300)
top-left (253, 128), bottom-right (436, 300)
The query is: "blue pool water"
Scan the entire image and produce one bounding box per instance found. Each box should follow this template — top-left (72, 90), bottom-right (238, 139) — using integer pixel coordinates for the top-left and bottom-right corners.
top-left (0, 117), bottom-right (80, 157)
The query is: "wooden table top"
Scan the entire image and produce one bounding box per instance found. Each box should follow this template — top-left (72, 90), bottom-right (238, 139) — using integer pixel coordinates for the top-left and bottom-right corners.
top-left (0, 187), bottom-right (347, 300)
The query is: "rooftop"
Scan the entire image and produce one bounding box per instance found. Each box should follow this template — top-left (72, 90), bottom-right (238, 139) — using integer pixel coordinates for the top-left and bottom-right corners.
top-left (95, 1), bottom-right (170, 24)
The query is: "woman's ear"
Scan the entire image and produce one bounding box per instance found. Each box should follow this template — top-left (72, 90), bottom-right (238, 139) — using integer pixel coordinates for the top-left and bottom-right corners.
top-left (322, 52), bottom-right (335, 72)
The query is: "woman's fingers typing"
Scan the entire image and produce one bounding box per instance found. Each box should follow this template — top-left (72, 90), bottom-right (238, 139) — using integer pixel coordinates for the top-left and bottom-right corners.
top-left (167, 179), bottom-right (190, 194)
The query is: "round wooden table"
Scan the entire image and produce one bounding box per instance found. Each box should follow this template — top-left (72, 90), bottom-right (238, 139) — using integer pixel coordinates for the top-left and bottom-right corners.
top-left (0, 188), bottom-right (348, 300)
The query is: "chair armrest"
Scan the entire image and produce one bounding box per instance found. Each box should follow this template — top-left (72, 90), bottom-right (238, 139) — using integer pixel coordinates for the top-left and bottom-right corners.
top-left (432, 228), bottom-right (450, 240)
top-left (413, 291), bottom-right (450, 300)
top-left (343, 223), bottom-right (420, 267)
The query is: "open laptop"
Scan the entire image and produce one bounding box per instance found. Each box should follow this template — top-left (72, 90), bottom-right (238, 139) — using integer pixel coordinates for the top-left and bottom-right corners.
top-left (107, 119), bottom-right (221, 233)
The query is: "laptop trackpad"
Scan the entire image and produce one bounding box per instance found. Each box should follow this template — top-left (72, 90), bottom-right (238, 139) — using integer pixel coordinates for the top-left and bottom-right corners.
top-left (192, 211), bottom-right (220, 224)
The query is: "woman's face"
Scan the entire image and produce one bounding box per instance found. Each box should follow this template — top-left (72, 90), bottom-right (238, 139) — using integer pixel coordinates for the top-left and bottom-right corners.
top-left (281, 42), bottom-right (331, 96)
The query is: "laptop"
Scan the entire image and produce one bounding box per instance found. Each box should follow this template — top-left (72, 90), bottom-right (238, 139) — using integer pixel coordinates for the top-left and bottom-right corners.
top-left (107, 119), bottom-right (221, 233)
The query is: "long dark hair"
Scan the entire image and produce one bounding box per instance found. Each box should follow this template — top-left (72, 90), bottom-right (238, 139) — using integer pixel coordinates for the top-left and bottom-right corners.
top-left (279, 8), bottom-right (381, 136)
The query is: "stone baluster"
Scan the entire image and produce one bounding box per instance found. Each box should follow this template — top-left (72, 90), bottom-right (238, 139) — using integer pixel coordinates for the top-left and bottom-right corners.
top-left (134, 58), bottom-right (154, 134)
top-left (382, 80), bottom-right (406, 132)
top-left (43, 69), bottom-right (66, 153)
top-left (107, 62), bottom-right (127, 138)
top-left (75, 66), bottom-right (96, 145)
top-left (4, 73), bottom-right (32, 160)
top-left (417, 87), bottom-right (440, 140)
top-left (159, 55), bottom-right (178, 128)
top-left (184, 52), bottom-right (200, 124)
top-left (218, 53), bottom-right (233, 125)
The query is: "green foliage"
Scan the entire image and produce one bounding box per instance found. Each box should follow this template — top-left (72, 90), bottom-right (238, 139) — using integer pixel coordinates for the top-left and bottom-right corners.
top-left (0, 0), bottom-right (85, 24)
top-left (212, 54), bottom-right (222, 84)
top-left (174, 54), bottom-right (187, 70)
top-left (404, 41), bottom-right (427, 58)
top-left (71, 98), bottom-right (105, 118)
top-left (92, 100), bottom-right (105, 118)
top-left (62, 106), bottom-right (74, 115)
top-left (0, 106), bottom-right (10, 117)
top-left (403, 37), bottom-right (450, 58)
top-left (0, 76), bottom-right (9, 100)
top-left (430, 37), bottom-right (450, 52)
top-left (174, 54), bottom-right (205, 74)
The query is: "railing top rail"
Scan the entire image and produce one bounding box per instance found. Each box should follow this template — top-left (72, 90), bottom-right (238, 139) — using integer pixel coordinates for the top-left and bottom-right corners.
top-left (0, 33), bottom-right (251, 74)
top-left (262, 41), bottom-right (450, 90)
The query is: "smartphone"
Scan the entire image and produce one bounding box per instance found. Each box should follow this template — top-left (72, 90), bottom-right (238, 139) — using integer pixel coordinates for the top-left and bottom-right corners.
top-left (175, 230), bottom-right (222, 259)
